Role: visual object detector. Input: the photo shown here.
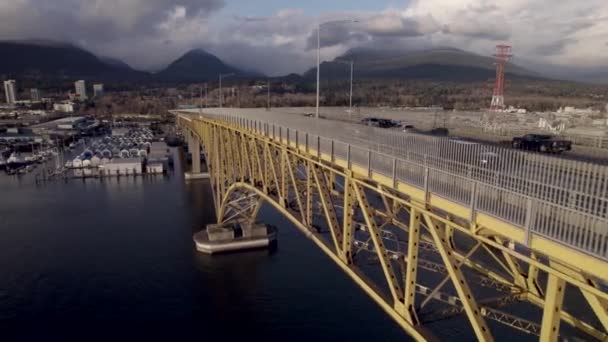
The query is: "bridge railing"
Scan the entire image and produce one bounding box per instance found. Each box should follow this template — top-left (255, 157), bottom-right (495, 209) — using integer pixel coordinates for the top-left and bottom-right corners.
top-left (205, 109), bottom-right (608, 219)
top-left (181, 113), bottom-right (608, 261)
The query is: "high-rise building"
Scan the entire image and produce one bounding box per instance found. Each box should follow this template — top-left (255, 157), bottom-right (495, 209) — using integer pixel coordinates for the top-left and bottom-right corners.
top-left (93, 83), bottom-right (104, 98)
top-left (4, 80), bottom-right (17, 105)
top-left (75, 80), bottom-right (87, 100)
top-left (31, 88), bottom-right (41, 102)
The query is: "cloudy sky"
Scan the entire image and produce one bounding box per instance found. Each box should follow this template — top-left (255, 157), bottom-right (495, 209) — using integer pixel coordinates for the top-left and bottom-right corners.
top-left (0, 0), bottom-right (607, 75)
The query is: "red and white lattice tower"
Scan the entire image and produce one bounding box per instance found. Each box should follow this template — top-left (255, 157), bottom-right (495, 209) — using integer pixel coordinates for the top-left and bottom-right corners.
top-left (490, 45), bottom-right (513, 111)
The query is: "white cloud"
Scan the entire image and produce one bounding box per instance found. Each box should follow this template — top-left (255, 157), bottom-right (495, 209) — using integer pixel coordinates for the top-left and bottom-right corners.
top-left (401, 0), bottom-right (608, 67)
top-left (0, 0), bottom-right (606, 75)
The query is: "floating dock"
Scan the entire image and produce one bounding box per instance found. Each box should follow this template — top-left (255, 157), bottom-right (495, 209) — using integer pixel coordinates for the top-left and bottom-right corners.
top-left (193, 222), bottom-right (277, 254)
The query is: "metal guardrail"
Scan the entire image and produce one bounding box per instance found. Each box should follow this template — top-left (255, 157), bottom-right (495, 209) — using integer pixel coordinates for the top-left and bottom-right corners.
top-left (480, 126), bottom-right (608, 150)
top-left (180, 110), bottom-right (608, 261)
top-left (311, 109), bottom-right (608, 150)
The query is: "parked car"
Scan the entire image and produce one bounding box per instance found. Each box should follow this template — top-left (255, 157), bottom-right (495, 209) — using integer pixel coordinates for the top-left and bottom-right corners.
top-left (512, 134), bottom-right (572, 153)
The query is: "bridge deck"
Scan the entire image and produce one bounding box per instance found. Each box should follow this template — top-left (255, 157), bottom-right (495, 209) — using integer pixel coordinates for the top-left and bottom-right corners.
top-left (178, 108), bottom-right (608, 274)
top-left (177, 110), bottom-right (608, 341)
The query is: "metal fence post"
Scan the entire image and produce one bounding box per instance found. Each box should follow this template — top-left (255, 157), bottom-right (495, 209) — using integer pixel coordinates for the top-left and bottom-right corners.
top-left (305, 133), bottom-right (309, 153)
top-left (524, 197), bottom-right (534, 246)
top-left (424, 167), bottom-right (430, 202)
top-left (295, 130), bottom-right (299, 151)
top-left (347, 144), bottom-right (352, 169)
top-left (392, 158), bottom-right (397, 188)
top-left (367, 150), bottom-right (372, 177)
top-left (331, 140), bottom-right (335, 163)
top-left (470, 181), bottom-right (478, 222)
top-left (317, 136), bottom-right (321, 158)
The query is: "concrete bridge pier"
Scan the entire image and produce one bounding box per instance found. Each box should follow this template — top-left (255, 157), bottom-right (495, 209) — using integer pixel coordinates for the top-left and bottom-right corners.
top-left (193, 221), bottom-right (277, 254)
top-left (185, 133), bottom-right (209, 180)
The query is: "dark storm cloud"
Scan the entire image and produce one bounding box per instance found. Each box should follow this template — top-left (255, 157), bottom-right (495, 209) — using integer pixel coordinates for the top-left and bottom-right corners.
top-left (211, 41), bottom-right (312, 75)
top-left (304, 13), bottom-right (440, 50)
top-left (533, 38), bottom-right (577, 56)
top-left (227, 10), bottom-right (309, 41)
top-left (0, 0), bottom-right (224, 44)
top-left (0, 0), bottom-right (225, 69)
top-left (305, 25), bottom-right (369, 50)
top-left (441, 24), bottom-right (510, 41)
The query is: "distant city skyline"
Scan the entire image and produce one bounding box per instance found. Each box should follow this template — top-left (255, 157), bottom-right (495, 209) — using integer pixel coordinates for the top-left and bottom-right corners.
top-left (0, 1), bottom-right (606, 76)
top-left (93, 84), bottom-right (104, 98)
top-left (4, 80), bottom-right (16, 104)
top-left (75, 80), bottom-right (87, 101)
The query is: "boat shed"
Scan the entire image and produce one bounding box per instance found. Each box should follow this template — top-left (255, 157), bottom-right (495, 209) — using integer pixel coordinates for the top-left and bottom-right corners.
top-left (102, 158), bottom-right (142, 176)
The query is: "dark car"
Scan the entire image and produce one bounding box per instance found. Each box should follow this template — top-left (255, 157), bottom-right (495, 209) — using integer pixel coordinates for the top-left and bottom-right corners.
top-left (361, 117), bottom-right (398, 128)
top-left (512, 134), bottom-right (572, 153)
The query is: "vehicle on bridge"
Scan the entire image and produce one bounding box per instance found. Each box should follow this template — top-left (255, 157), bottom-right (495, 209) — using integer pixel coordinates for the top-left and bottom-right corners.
top-left (512, 134), bottom-right (572, 153)
top-left (361, 117), bottom-right (398, 128)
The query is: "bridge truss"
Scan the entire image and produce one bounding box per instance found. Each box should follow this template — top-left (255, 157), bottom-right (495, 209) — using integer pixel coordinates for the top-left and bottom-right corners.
top-left (179, 115), bottom-right (608, 341)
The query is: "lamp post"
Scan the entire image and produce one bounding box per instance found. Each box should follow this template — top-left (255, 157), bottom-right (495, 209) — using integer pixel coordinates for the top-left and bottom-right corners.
top-left (315, 19), bottom-right (358, 119)
top-left (336, 59), bottom-right (354, 114)
top-left (267, 80), bottom-right (271, 111)
top-left (219, 73), bottom-right (235, 108)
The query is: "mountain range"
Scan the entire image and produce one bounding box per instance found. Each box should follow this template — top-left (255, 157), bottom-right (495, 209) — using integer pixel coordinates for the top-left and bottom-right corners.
top-left (0, 40), bottom-right (247, 83)
top-left (303, 47), bottom-right (539, 82)
top-left (0, 40), bottom-right (605, 85)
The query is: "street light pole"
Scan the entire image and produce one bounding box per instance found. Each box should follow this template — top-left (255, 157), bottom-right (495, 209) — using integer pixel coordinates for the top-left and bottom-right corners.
top-left (315, 19), bottom-right (358, 119)
top-left (205, 83), bottom-right (208, 108)
top-left (219, 74), bottom-right (223, 108)
top-left (199, 86), bottom-right (203, 114)
top-left (218, 73), bottom-right (235, 109)
top-left (315, 25), bottom-right (321, 119)
top-left (267, 80), bottom-right (271, 111)
top-left (336, 58), bottom-right (354, 116)
top-left (349, 60), bottom-right (353, 113)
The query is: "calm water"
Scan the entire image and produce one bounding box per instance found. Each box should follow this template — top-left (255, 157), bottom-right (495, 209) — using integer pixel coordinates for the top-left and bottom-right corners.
top-left (0, 150), bottom-right (408, 341)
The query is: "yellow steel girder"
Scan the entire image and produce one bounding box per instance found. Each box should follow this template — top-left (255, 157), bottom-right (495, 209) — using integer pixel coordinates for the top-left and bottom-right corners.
top-left (179, 115), bottom-right (608, 341)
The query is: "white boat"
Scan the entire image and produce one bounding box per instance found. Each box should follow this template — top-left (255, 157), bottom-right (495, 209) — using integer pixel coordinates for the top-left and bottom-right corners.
top-left (90, 156), bottom-right (101, 167)
top-left (73, 158), bottom-right (83, 168)
top-left (7, 153), bottom-right (27, 169)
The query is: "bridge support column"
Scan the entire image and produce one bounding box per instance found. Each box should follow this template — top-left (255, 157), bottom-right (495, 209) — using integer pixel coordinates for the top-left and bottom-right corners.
top-left (185, 133), bottom-right (209, 180)
top-left (540, 274), bottom-right (566, 341)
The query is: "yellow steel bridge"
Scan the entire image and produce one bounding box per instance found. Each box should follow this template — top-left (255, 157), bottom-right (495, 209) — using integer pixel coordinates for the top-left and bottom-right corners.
top-left (176, 109), bottom-right (608, 341)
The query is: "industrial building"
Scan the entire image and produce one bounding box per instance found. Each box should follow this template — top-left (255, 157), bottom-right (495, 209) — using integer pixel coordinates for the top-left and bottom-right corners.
top-left (146, 162), bottom-right (164, 174)
top-left (111, 128), bottom-right (129, 137)
top-left (30, 88), bottom-right (41, 102)
top-left (148, 141), bottom-right (170, 163)
top-left (53, 102), bottom-right (76, 113)
top-left (93, 84), bottom-right (104, 98)
top-left (102, 158), bottom-right (142, 176)
top-left (4, 80), bottom-right (16, 105)
top-left (74, 80), bottom-right (87, 101)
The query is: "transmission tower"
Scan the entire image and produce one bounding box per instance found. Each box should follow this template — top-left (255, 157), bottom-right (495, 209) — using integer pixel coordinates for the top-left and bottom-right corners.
top-left (490, 45), bottom-right (513, 111)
